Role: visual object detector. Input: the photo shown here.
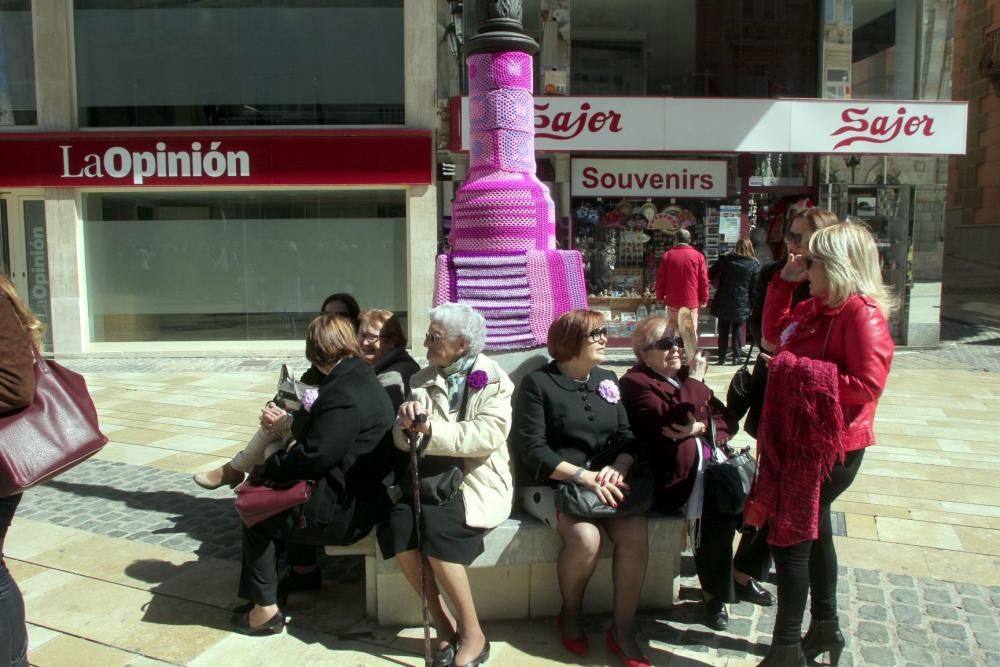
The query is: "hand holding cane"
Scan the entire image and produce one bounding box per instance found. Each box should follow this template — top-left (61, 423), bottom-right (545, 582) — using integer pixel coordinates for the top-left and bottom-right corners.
top-left (407, 413), bottom-right (433, 667)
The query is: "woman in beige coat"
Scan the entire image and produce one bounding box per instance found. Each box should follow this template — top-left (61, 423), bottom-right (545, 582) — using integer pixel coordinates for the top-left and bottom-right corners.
top-left (380, 303), bottom-right (514, 667)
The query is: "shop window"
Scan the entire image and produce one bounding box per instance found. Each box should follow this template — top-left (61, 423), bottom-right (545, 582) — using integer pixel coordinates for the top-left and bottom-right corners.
top-left (567, 0), bottom-right (818, 98)
top-left (83, 191), bottom-right (406, 342)
top-left (0, 0), bottom-right (36, 126)
top-left (851, 1), bottom-right (918, 99)
top-left (74, 0), bottom-right (404, 127)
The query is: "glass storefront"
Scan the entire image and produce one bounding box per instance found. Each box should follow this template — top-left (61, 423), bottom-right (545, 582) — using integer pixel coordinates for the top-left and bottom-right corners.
top-left (74, 0), bottom-right (404, 127)
top-left (83, 190), bottom-right (407, 342)
top-left (0, 0), bottom-right (36, 125)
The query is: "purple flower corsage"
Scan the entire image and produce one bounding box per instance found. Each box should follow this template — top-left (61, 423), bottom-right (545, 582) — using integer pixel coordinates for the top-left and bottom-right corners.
top-left (467, 370), bottom-right (489, 390)
top-left (597, 379), bottom-right (620, 404)
top-left (301, 387), bottom-right (319, 412)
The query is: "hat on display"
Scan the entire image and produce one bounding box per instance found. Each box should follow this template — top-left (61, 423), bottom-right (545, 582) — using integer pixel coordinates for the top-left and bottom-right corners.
top-left (626, 213), bottom-right (649, 230)
top-left (615, 199), bottom-right (633, 216)
top-left (641, 201), bottom-right (657, 222)
top-left (650, 211), bottom-right (679, 231)
top-left (602, 210), bottom-right (625, 228)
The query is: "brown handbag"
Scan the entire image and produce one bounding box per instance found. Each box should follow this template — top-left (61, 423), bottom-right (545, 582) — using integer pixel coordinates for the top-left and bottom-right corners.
top-left (0, 339), bottom-right (109, 497)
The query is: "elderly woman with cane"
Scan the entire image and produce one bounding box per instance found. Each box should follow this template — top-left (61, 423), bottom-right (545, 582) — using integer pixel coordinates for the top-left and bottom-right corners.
top-left (380, 303), bottom-right (514, 667)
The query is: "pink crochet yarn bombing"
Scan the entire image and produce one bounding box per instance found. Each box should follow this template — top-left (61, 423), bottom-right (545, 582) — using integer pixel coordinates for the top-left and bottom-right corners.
top-left (435, 49), bottom-right (587, 349)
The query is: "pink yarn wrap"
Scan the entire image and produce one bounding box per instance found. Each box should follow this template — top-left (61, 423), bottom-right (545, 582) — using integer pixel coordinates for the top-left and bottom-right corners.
top-left (435, 49), bottom-right (588, 350)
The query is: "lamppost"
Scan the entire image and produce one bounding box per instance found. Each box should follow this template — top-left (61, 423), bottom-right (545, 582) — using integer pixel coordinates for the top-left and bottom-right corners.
top-left (843, 155), bottom-right (861, 184)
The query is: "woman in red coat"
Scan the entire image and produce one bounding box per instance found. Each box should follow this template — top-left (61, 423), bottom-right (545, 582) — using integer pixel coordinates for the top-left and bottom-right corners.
top-left (750, 222), bottom-right (895, 666)
top-left (619, 317), bottom-right (748, 633)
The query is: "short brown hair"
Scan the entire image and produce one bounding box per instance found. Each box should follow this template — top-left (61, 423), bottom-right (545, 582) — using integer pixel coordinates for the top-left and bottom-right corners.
top-left (547, 309), bottom-right (605, 362)
top-left (305, 314), bottom-right (361, 367)
top-left (358, 308), bottom-right (407, 349)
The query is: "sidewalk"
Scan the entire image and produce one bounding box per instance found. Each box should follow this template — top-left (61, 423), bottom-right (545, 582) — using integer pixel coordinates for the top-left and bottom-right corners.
top-left (9, 338), bottom-right (1000, 666)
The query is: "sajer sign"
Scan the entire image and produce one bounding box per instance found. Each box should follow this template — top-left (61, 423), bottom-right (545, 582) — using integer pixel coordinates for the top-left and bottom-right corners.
top-left (450, 97), bottom-right (968, 155)
top-left (571, 159), bottom-right (728, 198)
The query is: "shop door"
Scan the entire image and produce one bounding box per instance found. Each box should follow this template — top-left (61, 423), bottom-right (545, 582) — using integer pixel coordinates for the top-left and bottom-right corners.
top-left (819, 184), bottom-right (912, 343)
top-left (0, 195), bottom-right (53, 350)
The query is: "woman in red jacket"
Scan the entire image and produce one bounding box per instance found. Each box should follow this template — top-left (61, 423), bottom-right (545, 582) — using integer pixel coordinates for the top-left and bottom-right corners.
top-left (751, 222), bottom-right (895, 666)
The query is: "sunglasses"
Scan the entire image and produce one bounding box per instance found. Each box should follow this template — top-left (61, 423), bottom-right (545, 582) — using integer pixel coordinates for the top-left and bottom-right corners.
top-left (587, 327), bottom-right (609, 343)
top-left (645, 336), bottom-right (684, 352)
top-left (785, 231), bottom-right (803, 245)
top-left (804, 255), bottom-right (818, 270)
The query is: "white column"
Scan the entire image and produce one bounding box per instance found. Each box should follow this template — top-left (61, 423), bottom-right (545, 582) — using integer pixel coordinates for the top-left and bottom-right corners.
top-left (44, 189), bottom-right (87, 354)
top-left (404, 0), bottom-right (439, 348)
top-left (32, 0), bottom-right (75, 130)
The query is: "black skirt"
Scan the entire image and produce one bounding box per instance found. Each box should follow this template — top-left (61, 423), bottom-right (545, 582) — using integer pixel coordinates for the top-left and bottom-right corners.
top-left (377, 492), bottom-right (486, 566)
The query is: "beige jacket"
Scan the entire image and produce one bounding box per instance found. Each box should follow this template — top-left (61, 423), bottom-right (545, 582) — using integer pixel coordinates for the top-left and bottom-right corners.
top-left (392, 354), bottom-right (514, 529)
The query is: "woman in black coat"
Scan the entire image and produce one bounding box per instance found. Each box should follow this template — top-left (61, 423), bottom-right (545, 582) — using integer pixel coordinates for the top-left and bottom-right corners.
top-left (233, 314), bottom-right (395, 635)
top-left (709, 239), bottom-right (759, 364)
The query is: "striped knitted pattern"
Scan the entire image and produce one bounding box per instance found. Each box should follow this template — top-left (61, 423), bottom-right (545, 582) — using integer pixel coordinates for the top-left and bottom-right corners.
top-left (433, 50), bottom-right (587, 350)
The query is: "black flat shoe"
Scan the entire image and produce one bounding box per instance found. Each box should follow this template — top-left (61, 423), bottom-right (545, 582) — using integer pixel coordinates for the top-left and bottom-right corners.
top-left (231, 609), bottom-right (285, 636)
top-left (705, 597), bottom-right (729, 631)
top-left (735, 578), bottom-right (775, 606)
top-left (456, 639), bottom-right (490, 667)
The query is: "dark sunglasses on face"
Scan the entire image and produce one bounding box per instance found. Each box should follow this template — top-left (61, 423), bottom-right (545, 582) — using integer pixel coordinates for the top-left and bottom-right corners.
top-left (645, 336), bottom-right (684, 352)
top-left (587, 327), bottom-right (609, 343)
top-left (785, 231), bottom-right (803, 245)
top-left (804, 255), bottom-right (817, 270)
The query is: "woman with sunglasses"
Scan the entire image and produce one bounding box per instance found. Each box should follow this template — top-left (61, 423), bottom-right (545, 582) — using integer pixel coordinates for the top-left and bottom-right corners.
top-left (618, 317), bottom-right (743, 633)
top-left (383, 303), bottom-right (514, 667)
top-left (514, 309), bottom-right (650, 667)
top-left (750, 222), bottom-right (894, 666)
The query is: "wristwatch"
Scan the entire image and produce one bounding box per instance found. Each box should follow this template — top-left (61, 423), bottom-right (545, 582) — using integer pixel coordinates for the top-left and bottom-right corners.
top-left (572, 467), bottom-right (586, 485)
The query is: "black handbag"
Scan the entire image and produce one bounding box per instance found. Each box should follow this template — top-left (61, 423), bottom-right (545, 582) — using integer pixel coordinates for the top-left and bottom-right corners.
top-left (555, 441), bottom-right (655, 519)
top-left (742, 354), bottom-right (769, 439)
top-left (725, 343), bottom-right (756, 420)
top-left (704, 406), bottom-right (757, 515)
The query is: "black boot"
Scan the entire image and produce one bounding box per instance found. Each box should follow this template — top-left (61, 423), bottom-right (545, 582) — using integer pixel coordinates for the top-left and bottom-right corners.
top-left (758, 643), bottom-right (806, 666)
top-left (801, 619), bottom-right (845, 666)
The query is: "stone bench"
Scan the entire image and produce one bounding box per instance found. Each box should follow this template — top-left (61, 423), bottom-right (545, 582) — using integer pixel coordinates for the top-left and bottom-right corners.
top-left (325, 510), bottom-right (685, 625)
top-left (326, 349), bottom-right (687, 625)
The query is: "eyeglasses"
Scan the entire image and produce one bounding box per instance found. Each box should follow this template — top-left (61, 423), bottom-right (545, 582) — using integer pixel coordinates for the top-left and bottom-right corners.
top-left (587, 327), bottom-right (609, 343)
top-left (424, 330), bottom-right (456, 344)
top-left (644, 336), bottom-right (684, 352)
top-left (804, 255), bottom-right (818, 270)
top-left (785, 231), bottom-right (803, 245)
top-left (359, 333), bottom-right (381, 344)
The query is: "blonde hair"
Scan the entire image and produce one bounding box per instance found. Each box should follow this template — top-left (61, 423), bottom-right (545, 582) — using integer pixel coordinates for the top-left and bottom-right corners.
top-left (733, 238), bottom-right (755, 258)
top-left (808, 222), bottom-right (896, 316)
top-left (631, 315), bottom-right (670, 361)
top-left (791, 208), bottom-right (839, 233)
top-left (0, 274), bottom-right (44, 347)
top-left (358, 308), bottom-right (407, 349)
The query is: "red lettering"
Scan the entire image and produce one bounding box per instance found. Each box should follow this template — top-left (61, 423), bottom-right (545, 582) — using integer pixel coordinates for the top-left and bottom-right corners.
top-left (700, 175), bottom-right (714, 189)
top-left (831, 106), bottom-right (937, 150)
top-left (534, 103), bottom-right (624, 140)
top-left (582, 166), bottom-right (598, 188)
top-left (600, 173), bottom-right (616, 189)
top-left (534, 103), bottom-right (551, 130)
top-left (633, 172), bottom-right (650, 189)
top-left (650, 174), bottom-right (663, 188)
top-left (607, 111), bottom-right (623, 133)
top-left (588, 112), bottom-right (608, 132)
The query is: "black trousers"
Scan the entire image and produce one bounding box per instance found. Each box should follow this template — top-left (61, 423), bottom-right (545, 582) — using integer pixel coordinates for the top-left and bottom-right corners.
top-left (716, 319), bottom-right (745, 362)
top-left (693, 507), bottom-right (740, 602)
top-left (238, 512), bottom-right (318, 606)
top-left (0, 494), bottom-right (27, 667)
top-left (770, 449), bottom-right (865, 645)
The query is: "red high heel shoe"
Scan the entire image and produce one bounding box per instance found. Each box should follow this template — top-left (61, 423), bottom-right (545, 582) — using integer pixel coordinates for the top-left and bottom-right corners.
top-left (557, 615), bottom-right (588, 657)
top-left (606, 629), bottom-right (651, 667)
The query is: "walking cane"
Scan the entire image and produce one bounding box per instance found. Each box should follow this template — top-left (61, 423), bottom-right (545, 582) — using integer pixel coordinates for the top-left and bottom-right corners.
top-left (407, 413), bottom-right (433, 667)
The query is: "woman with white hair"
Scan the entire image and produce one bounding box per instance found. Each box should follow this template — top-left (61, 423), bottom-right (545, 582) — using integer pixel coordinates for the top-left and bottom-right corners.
top-left (749, 222), bottom-right (895, 666)
top-left (380, 303), bottom-right (514, 667)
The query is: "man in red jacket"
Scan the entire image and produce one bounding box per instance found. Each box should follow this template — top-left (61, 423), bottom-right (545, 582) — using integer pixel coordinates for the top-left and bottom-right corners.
top-left (655, 229), bottom-right (709, 336)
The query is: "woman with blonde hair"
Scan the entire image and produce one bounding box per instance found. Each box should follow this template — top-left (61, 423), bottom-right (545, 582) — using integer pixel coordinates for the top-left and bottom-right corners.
top-left (0, 274), bottom-right (43, 664)
top-left (709, 238), bottom-right (759, 364)
top-left (749, 222), bottom-right (895, 666)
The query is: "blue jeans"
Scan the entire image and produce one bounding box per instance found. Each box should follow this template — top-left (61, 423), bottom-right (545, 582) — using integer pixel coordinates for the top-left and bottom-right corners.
top-left (0, 493), bottom-right (27, 666)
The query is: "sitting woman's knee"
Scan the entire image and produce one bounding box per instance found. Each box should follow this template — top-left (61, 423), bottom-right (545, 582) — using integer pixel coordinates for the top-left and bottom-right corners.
top-left (559, 518), bottom-right (603, 557)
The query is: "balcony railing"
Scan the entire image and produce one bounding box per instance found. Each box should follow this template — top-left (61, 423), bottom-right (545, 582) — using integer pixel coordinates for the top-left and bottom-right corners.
top-left (980, 26), bottom-right (1000, 79)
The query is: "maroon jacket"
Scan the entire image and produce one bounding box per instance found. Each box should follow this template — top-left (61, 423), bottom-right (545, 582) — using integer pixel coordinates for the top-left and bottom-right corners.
top-left (619, 364), bottom-right (737, 512)
top-left (655, 244), bottom-right (709, 308)
top-left (0, 295), bottom-right (35, 413)
top-left (763, 275), bottom-right (894, 452)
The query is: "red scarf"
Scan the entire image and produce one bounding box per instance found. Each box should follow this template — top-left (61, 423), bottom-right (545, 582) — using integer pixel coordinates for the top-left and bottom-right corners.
top-left (744, 350), bottom-right (845, 547)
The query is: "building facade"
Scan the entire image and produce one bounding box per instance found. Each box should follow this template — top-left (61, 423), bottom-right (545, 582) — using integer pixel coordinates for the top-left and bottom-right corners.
top-left (0, 0), bottom-right (439, 354)
top-left (440, 0), bottom-right (965, 347)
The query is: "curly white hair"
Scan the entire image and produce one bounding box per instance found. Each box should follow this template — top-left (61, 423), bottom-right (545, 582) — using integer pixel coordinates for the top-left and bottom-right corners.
top-left (429, 303), bottom-right (487, 356)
